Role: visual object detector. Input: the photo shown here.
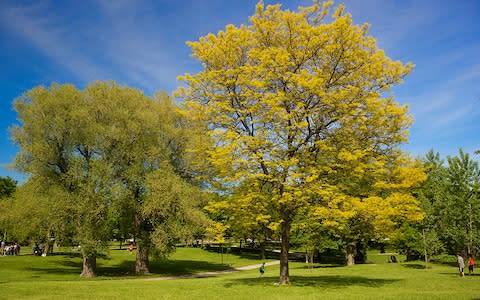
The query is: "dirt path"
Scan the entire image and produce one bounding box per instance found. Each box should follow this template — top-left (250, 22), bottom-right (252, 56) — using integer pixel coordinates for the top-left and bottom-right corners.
top-left (144, 260), bottom-right (280, 281)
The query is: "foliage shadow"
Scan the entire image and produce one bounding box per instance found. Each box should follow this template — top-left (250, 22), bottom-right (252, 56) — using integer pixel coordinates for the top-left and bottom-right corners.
top-left (147, 259), bottom-right (234, 276)
top-left (224, 275), bottom-right (400, 288)
top-left (401, 264), bottom-right (426, 269)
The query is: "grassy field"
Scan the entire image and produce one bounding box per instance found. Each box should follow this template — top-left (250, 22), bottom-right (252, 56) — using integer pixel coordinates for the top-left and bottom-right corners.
top-left (1, 247), bottom-right (480, 299)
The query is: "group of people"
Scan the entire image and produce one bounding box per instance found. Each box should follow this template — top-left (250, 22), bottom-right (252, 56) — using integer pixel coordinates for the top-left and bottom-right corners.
top-left (0, 241), bottom-right (21, 256)
top-left (457, 254), bottom-right (476, 277)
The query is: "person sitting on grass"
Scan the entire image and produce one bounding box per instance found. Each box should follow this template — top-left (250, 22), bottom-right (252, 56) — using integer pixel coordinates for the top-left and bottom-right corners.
top-left (468, 254), bottom-right (475, 276)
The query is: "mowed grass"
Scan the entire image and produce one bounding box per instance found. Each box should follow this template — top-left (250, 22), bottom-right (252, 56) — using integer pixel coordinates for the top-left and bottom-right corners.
top-left (1, 248), bottom-right (480, 299)
top-left (0, 246), bottom-right (268, 281)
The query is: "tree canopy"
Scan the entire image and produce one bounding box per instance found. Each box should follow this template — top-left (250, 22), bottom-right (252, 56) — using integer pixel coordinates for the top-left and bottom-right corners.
top-left (10, 81), bottom-right (207, 276)
top-left (179, 1), bottom-right (419, 284)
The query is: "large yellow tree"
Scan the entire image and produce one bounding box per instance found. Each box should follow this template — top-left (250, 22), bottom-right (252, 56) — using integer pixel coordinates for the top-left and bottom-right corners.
top-left (179, 1), bottom-right (415, 284)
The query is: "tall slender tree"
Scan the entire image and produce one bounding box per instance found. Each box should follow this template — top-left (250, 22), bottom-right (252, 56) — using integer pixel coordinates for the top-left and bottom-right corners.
top-left (444, 149), bottom-right (480, 254)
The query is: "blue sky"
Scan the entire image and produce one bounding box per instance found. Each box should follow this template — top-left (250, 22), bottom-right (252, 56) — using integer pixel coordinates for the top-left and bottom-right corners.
top-left (1, 0), bottom-right (479, 183)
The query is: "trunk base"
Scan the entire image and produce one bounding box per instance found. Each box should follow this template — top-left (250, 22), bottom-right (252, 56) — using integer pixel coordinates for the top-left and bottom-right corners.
top-left (80, 255), bottom-right (97, 278)
top-left (279, 217), bottom-right (291, 285)
top-left (135, 243), bottom-right (150, 275)
top-left (346, 242), bottom-right (356, 266)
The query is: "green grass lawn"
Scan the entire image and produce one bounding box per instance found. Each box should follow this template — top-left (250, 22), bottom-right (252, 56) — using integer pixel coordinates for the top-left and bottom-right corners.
top-left (1, 247), bottom-right (480, 299)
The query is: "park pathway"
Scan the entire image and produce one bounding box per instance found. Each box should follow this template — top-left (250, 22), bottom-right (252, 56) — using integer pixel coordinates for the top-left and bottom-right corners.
top-left (144, 260), bottom-right (280, 281)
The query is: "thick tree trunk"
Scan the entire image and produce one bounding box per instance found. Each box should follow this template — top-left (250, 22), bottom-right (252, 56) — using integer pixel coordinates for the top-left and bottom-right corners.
top-left (406, 247), bottom-right (412, 262)
top-left (80, 254), bottom-right (96, 277)
top-left (346, 242), bottom-right (356, 266)
top-left (134, 213), bottom-right (150, 275)
top-left (355, 241), bottom-right (366, 264)
top-left (135, 243), bottom-right (150, 274)
top-left (279, 219), bottom-right (291, 285)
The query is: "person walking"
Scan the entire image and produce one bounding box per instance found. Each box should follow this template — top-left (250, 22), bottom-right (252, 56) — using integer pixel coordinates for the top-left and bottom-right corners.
top-left (259, 262), bottom-right (265, 277)
top-left (468, 254), bottom-right (475, 275)
top-left (457, 254), bottom-right (465, 277)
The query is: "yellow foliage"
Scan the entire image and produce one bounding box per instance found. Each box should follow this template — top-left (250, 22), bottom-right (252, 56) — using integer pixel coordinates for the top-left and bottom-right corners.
top-left (205, 221), bottom-right (230, 244)
top-left (179, 1), bottom-right (419, 252)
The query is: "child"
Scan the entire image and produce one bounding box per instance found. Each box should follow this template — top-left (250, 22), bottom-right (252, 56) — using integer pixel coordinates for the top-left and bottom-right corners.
top-left (259, 262), bottom-right (265, 277)
top-left (468, 254), bottom-right (475, 275)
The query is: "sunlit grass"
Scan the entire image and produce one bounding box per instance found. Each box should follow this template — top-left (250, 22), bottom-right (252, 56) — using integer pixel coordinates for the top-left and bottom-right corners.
top-left (2, 247), bottom-right (480, 299)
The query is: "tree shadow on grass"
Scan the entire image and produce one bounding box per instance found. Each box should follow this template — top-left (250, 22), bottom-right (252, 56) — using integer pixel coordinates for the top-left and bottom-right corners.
top-left (224, 275), bottom-right (400, 288)
top-left (312, 264), bottom-right (343, 269)
top-left (21, 256), bottom-right (235, 278)
top-left (24, 261), bottom-right (82, 277)
top-left (401, 263), bottom-right (426, 269)
top-left (147, 259), bottom-right (234, 276)
top-left (96, 259), bottom-right (234, 277)
top-left (22, 256), bottom-right (125, 277)
top-left (438, 272), bottom-right (480, 278)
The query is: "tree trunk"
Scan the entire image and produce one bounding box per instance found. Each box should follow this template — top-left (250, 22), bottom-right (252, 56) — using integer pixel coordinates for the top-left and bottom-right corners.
top-left (406, 247), bottom-right (413, 262)
top-left (134, 214), bottom-right (150, 274)
top-left (133, 206), bottom-right (150, 275)
top-left (355, 241), bottom-right (366, 264)
top-left (44, 229), bottom-right (54, 256)
top-left (346, 242), bottom-right (356, 266)
top-left (135, 243), bottom-right (150, 274)
top-left (259, 241), bottom-right (266, 260)
top-left (306, 249), bottom-right (314, 269)
top-left (279, 219), bottom-right (291, 285)
top-left (133, 188), bottom-right (150, 275)
top-left (422, 228), bottom-right (429, 269)
top-left (379, 243), bottom-right (386, 253)
top-left (44, 241), bottom-right (53, 256)
top-left (80, 254), bottom-right (96, 277)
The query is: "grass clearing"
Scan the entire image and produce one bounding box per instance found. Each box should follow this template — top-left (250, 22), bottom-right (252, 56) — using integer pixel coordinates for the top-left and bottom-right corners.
top-left (1, 248), bottom-right (480, 299)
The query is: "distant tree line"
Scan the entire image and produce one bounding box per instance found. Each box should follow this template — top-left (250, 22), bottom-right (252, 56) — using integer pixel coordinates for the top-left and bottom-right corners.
top-left (394, 149), bottom-right (480, 265)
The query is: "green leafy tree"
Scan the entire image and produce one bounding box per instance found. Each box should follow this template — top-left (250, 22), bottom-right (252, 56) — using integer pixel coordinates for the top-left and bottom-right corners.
top-left (11, 82), bottom-right (207, 276)
top-left (309, 151), bottom-right (425, 265)
top-left (443, 149), bottom-right (480, 255)
top-left (413, 150), bottom-right (447, 264)
top-left (84, 82), bottom-right (208, 274)
top-left (0, 176), bottom-right (17, 241)
top-left (11, 83), bottom-right (116, 276)
top-left (0, 176), bottom-right (16, 199)
top-left (0, 177), bottom-right (76, 253)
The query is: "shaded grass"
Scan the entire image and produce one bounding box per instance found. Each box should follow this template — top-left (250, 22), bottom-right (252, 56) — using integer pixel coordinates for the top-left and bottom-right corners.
top-left (0, 246), bottom-right (265, 281)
